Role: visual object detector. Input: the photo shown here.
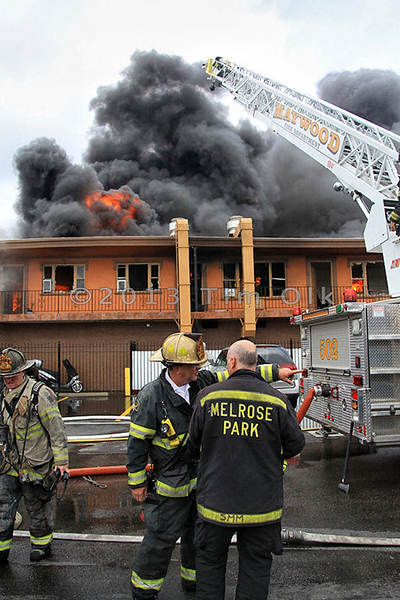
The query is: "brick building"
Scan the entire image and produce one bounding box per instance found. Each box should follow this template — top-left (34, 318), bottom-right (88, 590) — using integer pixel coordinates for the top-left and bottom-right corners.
top-left (0, 217), bottom-right (388, 347)
top-left (0, 217), bottom-right (388, 397)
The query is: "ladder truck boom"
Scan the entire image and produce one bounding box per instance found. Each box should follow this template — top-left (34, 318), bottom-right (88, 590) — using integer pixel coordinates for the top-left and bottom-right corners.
top-left (204, 57), bottom-right (400, 296)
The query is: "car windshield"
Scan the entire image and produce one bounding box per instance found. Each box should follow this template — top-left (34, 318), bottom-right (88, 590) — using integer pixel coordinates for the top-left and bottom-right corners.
top-left (215, 346), bottom-right (294, 368)
top-left (257, 347), bottom-right (293, 366)
top-left (215, 349), bottom-right (228, 366)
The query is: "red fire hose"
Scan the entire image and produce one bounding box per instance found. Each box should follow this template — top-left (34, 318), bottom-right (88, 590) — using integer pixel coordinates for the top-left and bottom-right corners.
top-left (68, 393), bottom-right (317, 480)
top-left (296, 387), bottom-right (316, 424)
top-left (68, 464), bottom-right (154, 478)
top-left (69, 465), bottom-right (128, 477)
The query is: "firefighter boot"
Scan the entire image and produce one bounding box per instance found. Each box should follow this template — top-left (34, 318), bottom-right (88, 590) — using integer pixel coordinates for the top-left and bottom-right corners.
top-left (30, 544), bottom-right (51, 562)
top-left (181, 580), bottom-right (196, 593)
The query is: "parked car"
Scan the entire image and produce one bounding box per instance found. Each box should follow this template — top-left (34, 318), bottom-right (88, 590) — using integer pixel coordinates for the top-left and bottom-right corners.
top-left (208, 344), bottom-right (299, 408)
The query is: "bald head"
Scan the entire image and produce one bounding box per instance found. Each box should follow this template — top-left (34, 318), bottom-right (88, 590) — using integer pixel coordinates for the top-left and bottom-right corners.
top-left (226, 340), bottom-right (257, 374)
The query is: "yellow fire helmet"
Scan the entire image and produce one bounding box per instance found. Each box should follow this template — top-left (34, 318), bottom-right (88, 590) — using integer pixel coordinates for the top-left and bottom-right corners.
top-left (149, 333), bottom-right (209, 367)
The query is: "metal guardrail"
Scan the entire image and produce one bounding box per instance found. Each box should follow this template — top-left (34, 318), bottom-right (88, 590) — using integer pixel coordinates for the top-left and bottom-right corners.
top-left (1, 288), bottom-right (179, 315)
top-left (0, 286), bottom-right (390, 316)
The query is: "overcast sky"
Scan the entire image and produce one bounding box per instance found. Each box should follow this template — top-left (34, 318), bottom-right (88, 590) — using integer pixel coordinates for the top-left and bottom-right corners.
top-left (1, 0), bottom-right (399, 238)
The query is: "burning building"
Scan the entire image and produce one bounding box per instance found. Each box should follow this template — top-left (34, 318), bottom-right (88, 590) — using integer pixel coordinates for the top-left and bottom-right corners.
top-left (12, 51), bottom-right (400, 239)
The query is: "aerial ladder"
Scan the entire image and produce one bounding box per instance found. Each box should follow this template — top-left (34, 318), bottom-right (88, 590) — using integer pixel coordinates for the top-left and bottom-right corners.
top-left (204, 57), bottom-right (400, 297)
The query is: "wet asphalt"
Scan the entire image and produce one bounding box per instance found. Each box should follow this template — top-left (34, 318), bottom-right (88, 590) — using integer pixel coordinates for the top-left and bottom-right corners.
top-left (3, 426), bottom-right (400, 599)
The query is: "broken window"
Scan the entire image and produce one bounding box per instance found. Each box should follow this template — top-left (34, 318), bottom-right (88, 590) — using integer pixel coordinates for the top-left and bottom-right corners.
top-left (42, 265), bottom-right (85, 292)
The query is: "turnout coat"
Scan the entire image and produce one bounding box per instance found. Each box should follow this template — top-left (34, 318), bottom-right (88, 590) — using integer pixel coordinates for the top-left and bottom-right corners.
top-left (189, 369), bottom-right (305, 526)
top-left (127, 365), bottom-right (280, 498)
top-left (0, 376), bottom-right (68, 481)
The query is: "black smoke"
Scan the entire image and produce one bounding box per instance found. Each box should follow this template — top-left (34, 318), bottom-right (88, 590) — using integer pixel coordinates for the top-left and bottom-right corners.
top-left (317, 68), bottom-right (400, 132)
top-left (13, 138), bottom-right (161, 237)
top-left (13, 51), bottom-right (400, 238)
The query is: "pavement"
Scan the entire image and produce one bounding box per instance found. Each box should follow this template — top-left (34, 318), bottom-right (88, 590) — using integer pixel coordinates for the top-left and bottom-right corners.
top-left (3, 428), bottom-right (400, 599)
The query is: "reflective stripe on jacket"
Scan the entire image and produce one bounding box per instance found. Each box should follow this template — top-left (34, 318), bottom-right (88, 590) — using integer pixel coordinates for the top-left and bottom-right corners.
top-left (127, 365), bottom-right (280, 498)
top-left (390, 195), bottom-right (400, 223)
top-left (1, 377), bottom-right (68, 480)
top-left (127, 369), bottom-right (217, 498)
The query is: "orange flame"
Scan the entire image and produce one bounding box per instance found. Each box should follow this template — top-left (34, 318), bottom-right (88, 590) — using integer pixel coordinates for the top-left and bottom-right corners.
top-left (352, 279), bottom-right (363, 293)
top-left (85, 188), bottom-right (141, 231)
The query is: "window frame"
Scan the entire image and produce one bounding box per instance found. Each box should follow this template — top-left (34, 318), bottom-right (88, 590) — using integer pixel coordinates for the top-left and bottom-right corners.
top-left (350, 260), bottom-right (388, 295)
top-left (42, 264), bottom-right (86, 293)
top-left (222, 263), bottom-right (242, 298)
top-left (116, 262), bottom-right (160, 292)
top-left (254, 261), bottom-right (286, 298)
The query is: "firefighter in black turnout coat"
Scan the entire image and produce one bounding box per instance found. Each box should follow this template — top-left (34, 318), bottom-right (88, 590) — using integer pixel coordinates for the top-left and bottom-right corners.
top-left (190, 339), bottom-right (305, 600)
top-left (126, 333), bottom-right (298, 600)
top-left (390, 190), bottom-right (400, 234)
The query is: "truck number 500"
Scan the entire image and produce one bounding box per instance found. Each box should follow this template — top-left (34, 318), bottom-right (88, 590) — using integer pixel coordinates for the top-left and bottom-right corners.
top-left (320, 338), bottom-right (338, 361)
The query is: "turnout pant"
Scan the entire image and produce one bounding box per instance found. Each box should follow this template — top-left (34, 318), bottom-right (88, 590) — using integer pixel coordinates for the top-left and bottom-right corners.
top-left (131, 490), bottom-right (197, 599)
top-left (195, 519), bottom-right (282, 600)
top-left (0, 473), bottom-right (54, 558)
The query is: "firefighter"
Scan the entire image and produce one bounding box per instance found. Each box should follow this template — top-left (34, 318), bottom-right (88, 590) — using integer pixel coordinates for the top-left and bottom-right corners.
top-left (127, 332), bottom-right (298, 600)
top-left (0, 348), bottom-right (69, 564)
top-left (389, 189), bottom-right (400, 233)
top-left (189, 339), bottom-right (305, 600)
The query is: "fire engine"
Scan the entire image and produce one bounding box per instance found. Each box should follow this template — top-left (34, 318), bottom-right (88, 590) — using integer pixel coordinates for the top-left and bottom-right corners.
top-left (204, 57), bottom-right (400, 452)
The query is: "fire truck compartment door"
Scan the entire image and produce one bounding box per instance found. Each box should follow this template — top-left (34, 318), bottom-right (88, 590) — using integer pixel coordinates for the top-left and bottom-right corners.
top-left (310, 319), bottom-right (350, 371)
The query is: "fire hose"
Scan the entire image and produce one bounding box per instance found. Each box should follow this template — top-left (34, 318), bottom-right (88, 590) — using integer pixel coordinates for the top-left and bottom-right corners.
top-left (68, 465), bottom-right (128, 488)
top-left (296, 383), bottom-right (332, 423)
top-left (12, 529), bottom-right (400, 547)
top-left (296, 385), bottom-right (355, 492)
top-left (281, 528), bottom-right (400, 547)
top-left (61, 404), bottom-right (397, 546)
top-left (68, 465), bottom-right (128, 477)
top-left (296, 387), bottom-right (317, 424)
top-left (68, 388), bottom-right (318, 484)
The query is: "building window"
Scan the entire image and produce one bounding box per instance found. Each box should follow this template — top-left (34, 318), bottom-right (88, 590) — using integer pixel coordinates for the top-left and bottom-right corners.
top-left (1, 266), bottom-right (24, 314)
top-left (222, 263), bottom-right (242, 297)
top-left (116, 263), bottom-right (160, 291)
top-left (255, 262), bottom-right (286, 297)
top-left (42, 265), bottom-right (85, 293)
top-left (351, 262), bottom-right (388, 295)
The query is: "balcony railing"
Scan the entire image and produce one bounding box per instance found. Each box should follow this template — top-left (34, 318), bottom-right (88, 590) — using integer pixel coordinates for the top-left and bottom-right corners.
top-left (0, 288), bottom-right (180, 315)
top-left (194, 286), bottom-right (390, 313)
top-left (0, 286), bottom-right (390, 318)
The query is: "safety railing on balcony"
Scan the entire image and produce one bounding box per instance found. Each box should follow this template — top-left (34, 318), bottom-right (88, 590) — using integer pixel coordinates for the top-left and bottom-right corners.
top-left (0, 288), bottom-right (180, 315)
top-left (193, 286), bottom-right (390, 313)
top-left (0, 285), bottom-right (390, 317)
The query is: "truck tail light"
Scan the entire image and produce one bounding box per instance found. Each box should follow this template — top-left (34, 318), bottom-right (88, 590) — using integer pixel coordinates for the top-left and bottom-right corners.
top-left (352, 389), bottom-right (359, 410)
top-left (352, 387), bottom-right (358, 410)
top-left (353, 375), bottom-right (363, 386)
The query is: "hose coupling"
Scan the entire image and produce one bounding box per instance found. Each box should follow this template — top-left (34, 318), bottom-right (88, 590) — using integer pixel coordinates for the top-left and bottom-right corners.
top-left (281, 528), bottom-right (304, 545)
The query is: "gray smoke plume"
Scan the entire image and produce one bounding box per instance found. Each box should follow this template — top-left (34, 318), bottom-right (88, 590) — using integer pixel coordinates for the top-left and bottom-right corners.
top-left (317, 68), bottom-right (400, 132)
top-left (13, 51), bottom-right (400, 238)
top-left (14, 137), bottom-right (161, 237)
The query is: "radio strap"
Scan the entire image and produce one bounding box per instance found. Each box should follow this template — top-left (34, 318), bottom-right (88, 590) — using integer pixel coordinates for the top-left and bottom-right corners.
top-left (2, 379), bottom-right (29, 420)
